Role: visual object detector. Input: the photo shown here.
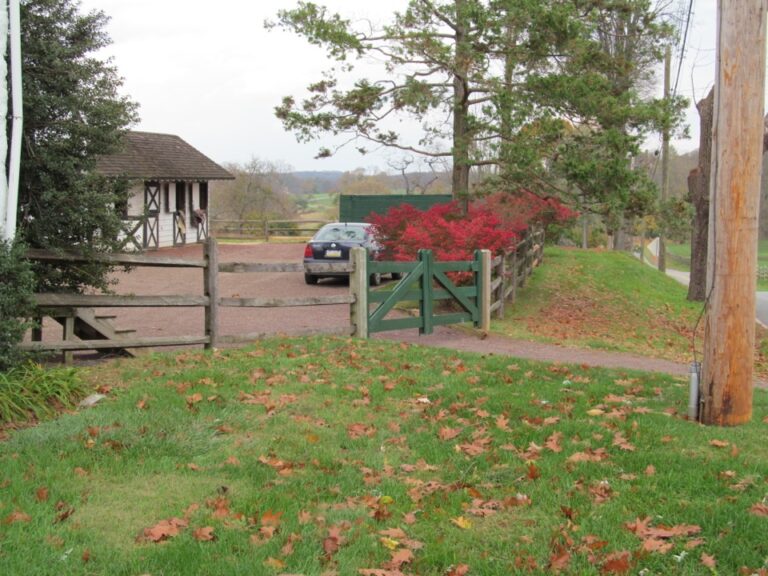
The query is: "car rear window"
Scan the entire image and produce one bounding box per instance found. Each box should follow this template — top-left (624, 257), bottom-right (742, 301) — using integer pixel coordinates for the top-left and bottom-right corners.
top-left (314, 225), bottom-right (369, 242)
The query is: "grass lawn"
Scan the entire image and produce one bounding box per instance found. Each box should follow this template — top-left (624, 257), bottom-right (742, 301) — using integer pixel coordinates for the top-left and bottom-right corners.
top-left (2, 337), bottom-right (768, 575)
top-left (494, 247), bottom-right (768, 377)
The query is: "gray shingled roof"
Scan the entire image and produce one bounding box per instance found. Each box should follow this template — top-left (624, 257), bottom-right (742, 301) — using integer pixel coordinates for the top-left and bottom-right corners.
top-left (97, 131), bottom-right (234, 181)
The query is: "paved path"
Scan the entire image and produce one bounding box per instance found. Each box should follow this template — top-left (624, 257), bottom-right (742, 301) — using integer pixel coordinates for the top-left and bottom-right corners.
top-left (374, 325), bottom-right (691, 377)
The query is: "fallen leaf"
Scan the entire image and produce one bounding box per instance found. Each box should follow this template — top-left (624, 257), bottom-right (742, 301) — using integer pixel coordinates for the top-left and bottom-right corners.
top-left (186, 393), bottom-right (203, 409)
top-left (347, 423), bottom-right (377, 439)
top-left (700, 552), bottom-right (716, 568)
top-left (451, 516), bottom-right (472, 529)
top-left (193, 526), bottom-right (216, 542)
top-left (709, 439), bottom-right (729, 448)
top-left (545, 432), bottom-right (563, 453)
top-left (35, 486), bottom-right (49, 502)
top-left (749, 503), bottom-right (768, 517)
top-left (644, 465), bottom-right (656, 476)
top-left (438, 427), bottom-right (462, 441)
top-left (380, 537), bottom-right (400, 550)
top-left (601, 550), bottom-right (631, 574)
top-left (547, 549), bottom-right (570, 572)
top-left (612, 432), bottom-right (635, 451)
top-left (263, 557), bottom-right (285, 569)
top-left (385, 548), bottom-right (414, 569)
top-left (140, 517), bottom-right (188, 542)
top-left (54, 502), bottom-right (75, 524)
top-left (446, 564), bottom-right (470, 576)
top-left (3, 510), bottom-right (31, 524)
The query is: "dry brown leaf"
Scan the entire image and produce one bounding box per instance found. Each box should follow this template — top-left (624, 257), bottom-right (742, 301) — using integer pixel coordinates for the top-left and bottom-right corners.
top-left (347, 423), bottom-right (377, 439)
top-left (548, 549), bottom-right (571, 573)
top-left (3, 510), bottom-right (31, 524)
top-left (700, 552), bottom-right (716, 568)
top-left (601, 550), bottom-right (631, 574)
top-left (192, 526), bottom-right (216, 542)
top-left (140, 517), bottom-right (188, 542)
top-left (749, 502), bottom-right (768, 517)
top-left (545, 432), bottom-right (563, 453)
top-left (438, 427), bottom-right (462, 441)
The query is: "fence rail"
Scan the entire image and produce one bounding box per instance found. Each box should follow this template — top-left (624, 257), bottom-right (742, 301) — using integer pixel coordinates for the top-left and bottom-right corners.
top-left (210, 219), bottom-right (327, 241)
top-left (489, 228), bottom-right (545, 319)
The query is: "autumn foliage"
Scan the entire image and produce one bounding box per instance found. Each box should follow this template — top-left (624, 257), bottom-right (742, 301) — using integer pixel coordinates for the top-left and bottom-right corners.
top-left (368, 191), bottom-right (577, 262)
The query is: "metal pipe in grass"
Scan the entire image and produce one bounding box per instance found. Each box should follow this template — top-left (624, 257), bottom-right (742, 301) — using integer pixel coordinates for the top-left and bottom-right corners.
top-left (689, 361), bottom-right (701, 421)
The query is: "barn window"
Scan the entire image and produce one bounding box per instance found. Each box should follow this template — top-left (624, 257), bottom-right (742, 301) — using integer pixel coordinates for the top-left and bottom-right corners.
top-left (199, 182), bottom-right (209, 210)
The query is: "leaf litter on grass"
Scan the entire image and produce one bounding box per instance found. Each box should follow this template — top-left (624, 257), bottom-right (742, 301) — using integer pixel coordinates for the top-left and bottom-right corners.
top-left (1, 336), bottom-right (768, 575)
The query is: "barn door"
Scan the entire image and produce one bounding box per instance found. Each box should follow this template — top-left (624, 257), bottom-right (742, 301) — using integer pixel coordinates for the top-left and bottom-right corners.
top-left (143, 181), bottom-right (160, 250)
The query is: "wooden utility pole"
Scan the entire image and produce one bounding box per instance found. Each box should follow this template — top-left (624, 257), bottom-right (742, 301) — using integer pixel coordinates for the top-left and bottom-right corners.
top-left (658, 45), bottom-right (671, 272)
top-left (701, 1), bottom-right (768, 426)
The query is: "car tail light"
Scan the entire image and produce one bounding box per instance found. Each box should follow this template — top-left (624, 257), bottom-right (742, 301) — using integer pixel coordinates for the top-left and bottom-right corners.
top-left (304, 243), bottom-right (313, 258)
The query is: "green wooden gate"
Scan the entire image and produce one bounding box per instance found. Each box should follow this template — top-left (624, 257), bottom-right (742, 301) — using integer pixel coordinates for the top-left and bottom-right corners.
top-left (364, 249), bottom-right (486, 336)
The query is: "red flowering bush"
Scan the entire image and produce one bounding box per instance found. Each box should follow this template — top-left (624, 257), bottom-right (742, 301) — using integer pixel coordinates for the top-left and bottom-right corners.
top-left (368, 201), bottom-right (517, 263)
top-left (368, 191), bottom-right (577, 264)
top-left (480, 190), bottom-right (579, 235)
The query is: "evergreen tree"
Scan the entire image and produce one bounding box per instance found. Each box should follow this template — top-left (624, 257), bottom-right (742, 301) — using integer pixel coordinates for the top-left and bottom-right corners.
top-left (15, 0), bottom-right (138, 292)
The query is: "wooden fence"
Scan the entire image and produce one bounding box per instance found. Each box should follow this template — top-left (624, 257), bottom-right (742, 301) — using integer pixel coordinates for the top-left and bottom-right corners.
top-left (22, 241), bottom-right (353, 361)
top-left (23, 230), bottom-right (544, 361)
top-left (209, 219), bottom-right (327, 241)
top-left (489, 228), bottom-right (545, 319)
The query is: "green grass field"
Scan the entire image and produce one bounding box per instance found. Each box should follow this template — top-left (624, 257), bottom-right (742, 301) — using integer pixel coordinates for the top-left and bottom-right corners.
top-left (2, 338), bottom-right (768, 575)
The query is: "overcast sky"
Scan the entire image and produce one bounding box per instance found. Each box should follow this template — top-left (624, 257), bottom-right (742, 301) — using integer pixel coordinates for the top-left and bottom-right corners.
top-left (77, 0), bottom-right (722, 173)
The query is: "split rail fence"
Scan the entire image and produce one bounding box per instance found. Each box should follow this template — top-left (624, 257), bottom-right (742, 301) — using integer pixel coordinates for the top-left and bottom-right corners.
top-left (210, 219), bottom-right (327, 242)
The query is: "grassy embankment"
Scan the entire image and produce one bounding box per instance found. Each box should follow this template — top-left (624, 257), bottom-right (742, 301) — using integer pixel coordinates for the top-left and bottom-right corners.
top-left (1, 337), bottom-right (768, 575)
top-left (493, 247), bottom-right (768, 376)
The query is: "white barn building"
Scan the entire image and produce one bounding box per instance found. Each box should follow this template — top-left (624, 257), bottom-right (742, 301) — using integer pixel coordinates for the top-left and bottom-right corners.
top-left (97, 131), bottom-right (233, 250)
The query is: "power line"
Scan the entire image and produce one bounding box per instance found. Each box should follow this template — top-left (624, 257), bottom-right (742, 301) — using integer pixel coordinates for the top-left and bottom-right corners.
top-left (672, 0), bottom-right (695, 98)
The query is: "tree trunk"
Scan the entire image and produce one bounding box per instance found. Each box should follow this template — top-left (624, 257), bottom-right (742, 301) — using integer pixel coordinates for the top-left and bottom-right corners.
top-left (452, 0), bottom-right (471, 212)
top-left (687, 88), bottom-right (713, 301)
top-left (687, 167), bottom-right (708, 300)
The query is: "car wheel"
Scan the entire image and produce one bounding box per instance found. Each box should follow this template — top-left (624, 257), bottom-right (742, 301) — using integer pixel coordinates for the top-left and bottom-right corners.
top-left (369, 272), bottom-right (382, 286)
top-left (304, 273), bottom-right (319, 285)
top-left (391, 272), bottom-right (403, 280)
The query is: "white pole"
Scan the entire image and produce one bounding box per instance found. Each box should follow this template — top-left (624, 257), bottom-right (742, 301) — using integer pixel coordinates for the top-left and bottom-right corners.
top-left (5, 0), bottom-right (22, 241)
top-left (0, 3), bottom-right (9, 241)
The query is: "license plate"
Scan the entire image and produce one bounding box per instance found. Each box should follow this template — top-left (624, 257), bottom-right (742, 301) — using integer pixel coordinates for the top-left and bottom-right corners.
top-left (325, 249), bottom-right (342, 258)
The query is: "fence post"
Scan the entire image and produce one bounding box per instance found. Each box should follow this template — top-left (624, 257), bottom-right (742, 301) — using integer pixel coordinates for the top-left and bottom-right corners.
top-left (62, 315), bottom-right (75, 366)
top-left (479, 249), bottom-right (491, 332)
top-left (203, 238), bottom-right (219, 350)
top-left (496, 253), bottom-right (506, 319)
top-left (419, 249), bottom-right (434, 335)
top-left (350, 247), bottom-right (368, 338)
top-left (510, 248), bottom-right (518, 304)
top-left (263, 220), bottom-right (270, 242)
